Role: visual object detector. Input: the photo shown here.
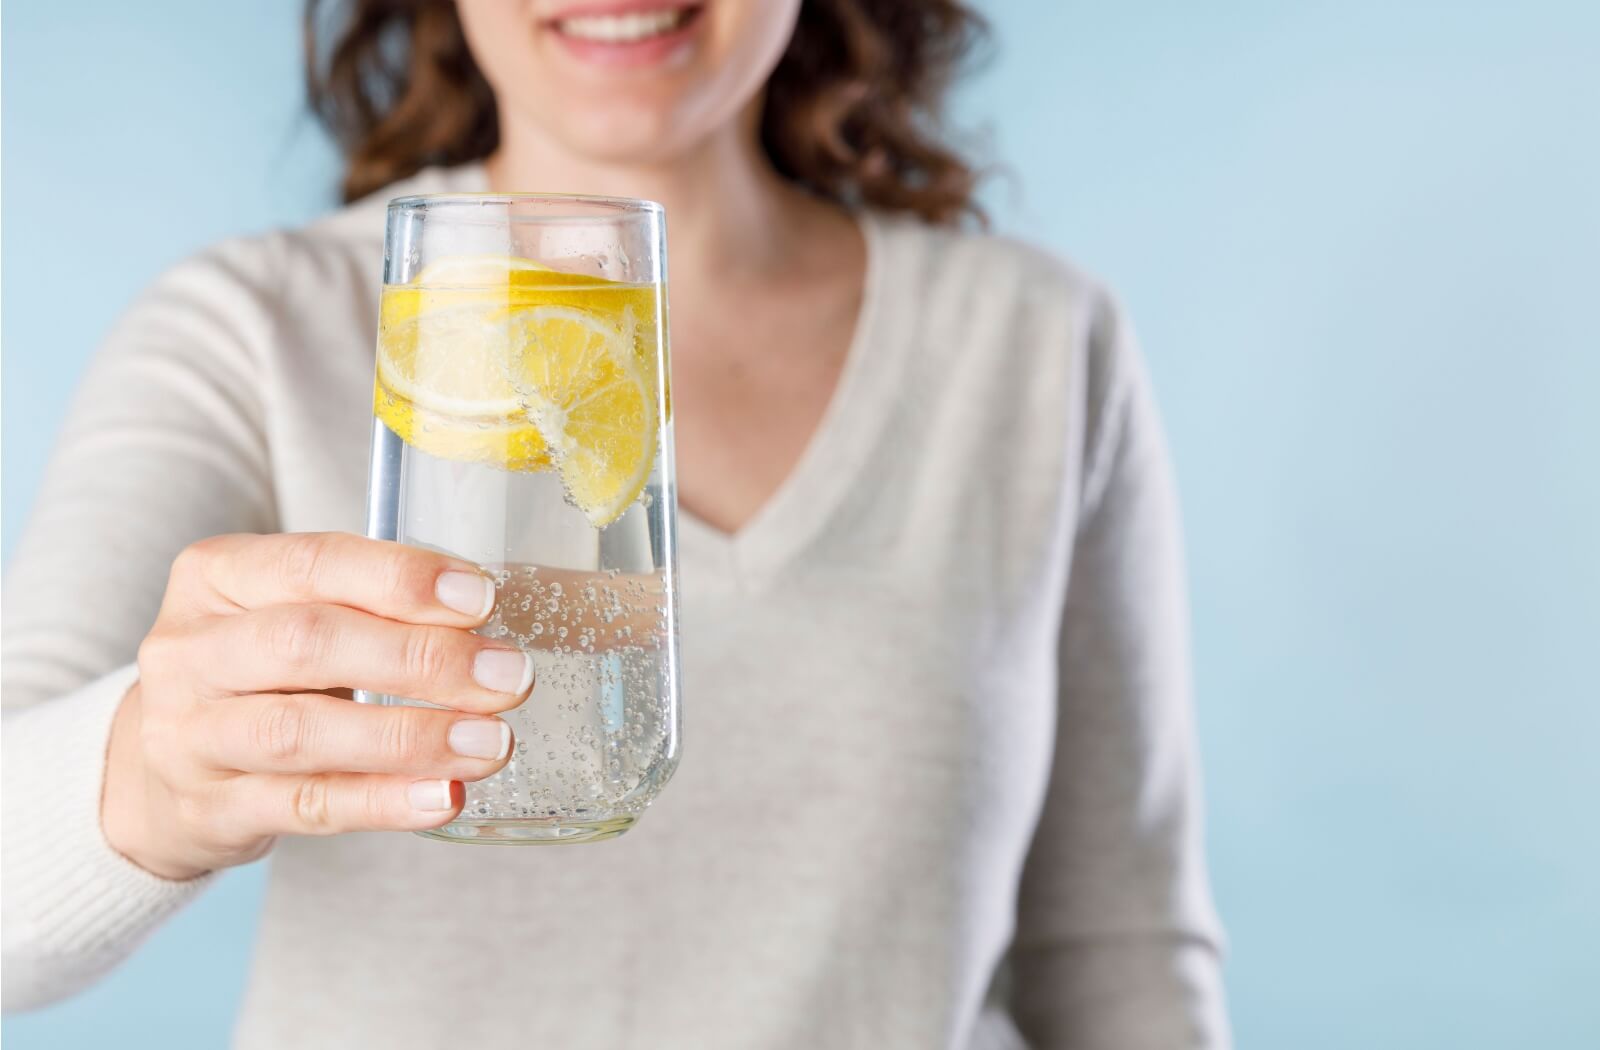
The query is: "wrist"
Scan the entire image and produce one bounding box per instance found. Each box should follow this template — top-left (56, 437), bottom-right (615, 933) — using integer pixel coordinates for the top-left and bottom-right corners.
top-left (101, 683), bottom-right (209, 882)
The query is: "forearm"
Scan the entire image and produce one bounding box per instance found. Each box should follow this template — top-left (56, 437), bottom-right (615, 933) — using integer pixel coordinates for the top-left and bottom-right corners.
top-left (1012, 935), bottom-right (1229, 1050)
top-left (1, 237), bottom-right (288, 1009)
top-left (1, 667), bottom-right (212, 1010)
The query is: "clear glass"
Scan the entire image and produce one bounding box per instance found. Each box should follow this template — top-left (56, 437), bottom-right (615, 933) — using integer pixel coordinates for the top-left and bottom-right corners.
top-left (360, 193), bottom-right (680, 844)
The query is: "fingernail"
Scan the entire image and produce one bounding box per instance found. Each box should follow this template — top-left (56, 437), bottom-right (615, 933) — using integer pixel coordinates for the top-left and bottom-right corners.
top-left (408, 779), bottom-right (455, 811)
top-left (472, 648), bottom-right (535, 695)
top-left (436, 571), bottom-right (494, 618)
top-left (449, 718), bottom-right (511, 760)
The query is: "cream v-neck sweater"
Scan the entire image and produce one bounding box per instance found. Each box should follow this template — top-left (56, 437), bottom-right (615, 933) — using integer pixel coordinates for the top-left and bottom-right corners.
top-left (2, 164), bottom-right (1229, 1048)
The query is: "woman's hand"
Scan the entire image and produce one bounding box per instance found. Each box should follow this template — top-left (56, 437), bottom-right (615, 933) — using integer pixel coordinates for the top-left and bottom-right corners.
top-left (102, 532), bottom-right (534, 880)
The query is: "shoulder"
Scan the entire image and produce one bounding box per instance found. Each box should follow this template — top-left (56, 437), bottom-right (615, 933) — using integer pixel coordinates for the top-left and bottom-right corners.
top-left (119, 165), bottom-right (481, 344)
top-left (149, 164), bottom-right (480, 289)
top-left (879, 214), bottom-right (1132, 369)
top-left (878, 214), bottom-right (1140, 426)
top-left (878, 215), bottom-right (1115, 317)
top-left (873, 215), bottom-right (1158, 516)
top-left (278, 164), bottom-right (485, 292)
top-left (294, 162), bottom-right (485, 245)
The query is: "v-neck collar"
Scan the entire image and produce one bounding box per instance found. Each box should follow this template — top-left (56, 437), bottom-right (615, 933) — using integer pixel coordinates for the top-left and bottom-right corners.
top-left (428, 164), bottom-right (909, 587)
top-left (677, 210), bottom-right (908, 586)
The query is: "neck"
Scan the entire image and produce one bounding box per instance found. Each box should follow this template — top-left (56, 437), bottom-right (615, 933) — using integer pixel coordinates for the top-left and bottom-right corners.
top-left (484, 110), bottom-right (812, 282)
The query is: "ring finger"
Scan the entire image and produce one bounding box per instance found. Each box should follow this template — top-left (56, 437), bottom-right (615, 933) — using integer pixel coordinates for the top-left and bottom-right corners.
top-left (194, 691), bottom-right (515, 779)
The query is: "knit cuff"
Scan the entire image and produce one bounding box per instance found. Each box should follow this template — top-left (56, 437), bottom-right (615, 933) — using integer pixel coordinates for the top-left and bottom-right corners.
top-left (2, 666), bottom-right (213, 1006)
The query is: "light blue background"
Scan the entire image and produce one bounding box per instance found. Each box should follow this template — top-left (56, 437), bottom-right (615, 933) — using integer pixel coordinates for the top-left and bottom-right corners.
top-left (5, 1), bottom-right (1597, 1046)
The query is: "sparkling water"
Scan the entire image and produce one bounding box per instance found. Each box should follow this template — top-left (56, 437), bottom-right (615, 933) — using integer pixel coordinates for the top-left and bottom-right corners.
top-left (363, 420), bottom-right (680, 843)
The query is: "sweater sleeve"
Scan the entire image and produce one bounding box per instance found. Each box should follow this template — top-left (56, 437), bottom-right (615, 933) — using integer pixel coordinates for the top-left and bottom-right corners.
top-left (1009, 299), bottom-right (1231, 1048)
top-left (2, 237), bottom-right (282, 1010)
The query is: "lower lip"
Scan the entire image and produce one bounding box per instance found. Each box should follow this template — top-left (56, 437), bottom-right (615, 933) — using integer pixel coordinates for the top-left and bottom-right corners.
top-left (548, 9), bottom-right (703, 68)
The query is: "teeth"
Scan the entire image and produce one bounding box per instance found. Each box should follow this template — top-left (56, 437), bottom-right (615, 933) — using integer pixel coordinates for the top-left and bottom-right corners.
top-left (558, 9), bottom-right (686, 43)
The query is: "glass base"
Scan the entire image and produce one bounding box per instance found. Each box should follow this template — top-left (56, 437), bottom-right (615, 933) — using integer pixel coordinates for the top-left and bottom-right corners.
top-left (415, 815), bottom-right (636, 845)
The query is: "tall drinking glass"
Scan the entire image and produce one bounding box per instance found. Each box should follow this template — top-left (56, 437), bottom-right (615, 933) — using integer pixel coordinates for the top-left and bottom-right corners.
top-left (360, 194), bottom-right (680, 844)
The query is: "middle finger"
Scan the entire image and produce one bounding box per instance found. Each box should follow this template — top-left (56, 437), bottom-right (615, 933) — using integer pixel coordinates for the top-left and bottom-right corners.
top-left (194, 691), bottom-right (515, 778)
top-left (195, 603), bottom-right (535, 713)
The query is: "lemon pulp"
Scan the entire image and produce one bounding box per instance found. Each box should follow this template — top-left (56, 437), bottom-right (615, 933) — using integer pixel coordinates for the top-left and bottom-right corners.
top-left (374, 256), bottom-right (663, 526)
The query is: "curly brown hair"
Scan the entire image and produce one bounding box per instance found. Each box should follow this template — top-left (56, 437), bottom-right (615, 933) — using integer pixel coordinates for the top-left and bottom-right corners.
top-left (304, 0), bottom-right (988, 224)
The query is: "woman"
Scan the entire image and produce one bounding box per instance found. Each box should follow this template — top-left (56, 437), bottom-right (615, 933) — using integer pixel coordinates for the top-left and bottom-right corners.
top-left (1, 1), bottom-right (1228, 1046)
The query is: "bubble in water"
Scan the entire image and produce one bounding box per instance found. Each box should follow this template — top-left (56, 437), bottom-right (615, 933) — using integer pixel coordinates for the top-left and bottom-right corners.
top-left (447, 559), bottom-right (671, 824)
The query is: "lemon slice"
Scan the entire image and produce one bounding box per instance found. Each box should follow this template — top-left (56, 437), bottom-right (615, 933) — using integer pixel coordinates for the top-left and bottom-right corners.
top-left (374, 286), bottom-right (658, 524)
top-left (510, 306), bottom-right (657, 526)
top-left (372, 389), bottom-right (552, 473)
top-left (378, 304), bottom-right (523, 417)
top-left (376, 285), bottom-right (553, 470)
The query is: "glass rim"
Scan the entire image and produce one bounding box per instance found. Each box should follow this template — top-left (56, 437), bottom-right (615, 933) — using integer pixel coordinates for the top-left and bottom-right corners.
top-left (386, 191), bottom-right (663, 216)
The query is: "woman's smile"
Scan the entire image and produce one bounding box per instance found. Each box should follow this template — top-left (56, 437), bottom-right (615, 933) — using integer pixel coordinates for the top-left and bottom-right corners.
top-left (542, 1), bottom-right (707, 68)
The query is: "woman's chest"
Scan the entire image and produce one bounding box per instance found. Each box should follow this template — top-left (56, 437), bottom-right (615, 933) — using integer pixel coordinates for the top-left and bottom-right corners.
top-left (664, 562), bottom-right (1062, 874)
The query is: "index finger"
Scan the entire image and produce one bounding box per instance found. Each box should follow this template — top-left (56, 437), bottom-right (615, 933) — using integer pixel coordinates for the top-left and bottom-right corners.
top-left (169, 532), bottom-right (496, 627)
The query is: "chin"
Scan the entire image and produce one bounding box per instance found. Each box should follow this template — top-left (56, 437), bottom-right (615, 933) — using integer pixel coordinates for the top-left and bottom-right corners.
top-left (551, 103), bottom-right (702, 167)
